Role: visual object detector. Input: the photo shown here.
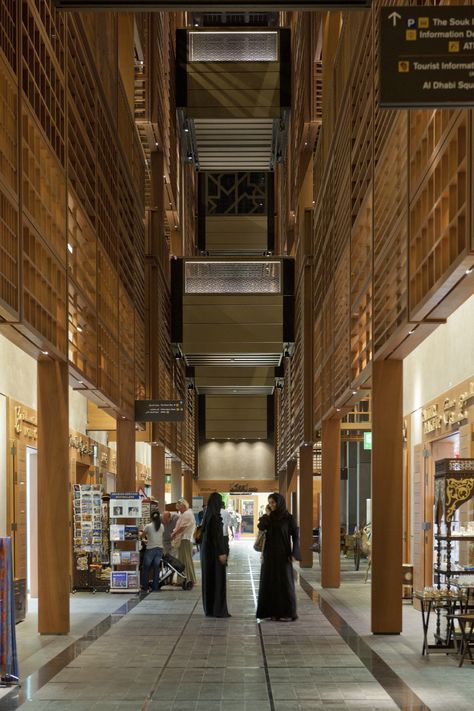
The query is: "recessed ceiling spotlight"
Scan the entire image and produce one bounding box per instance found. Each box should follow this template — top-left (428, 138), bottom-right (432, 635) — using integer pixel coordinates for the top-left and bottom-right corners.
top-left (41, 350), bottom-right (49, 355)
top-left (352, 390), bottom-right (357, 395)
top-left (67, 243), bottom-right (73, 254)
top-left (408, 329), bottom-right (414, 335)
top-left (78, 380), bottom-right (84, 385)
top-left (336, 408), bottom-right (341, 412)
top-left (77, 325), bottom-right (83, 333)
top-left (466, 267), bottom-right (473, 275)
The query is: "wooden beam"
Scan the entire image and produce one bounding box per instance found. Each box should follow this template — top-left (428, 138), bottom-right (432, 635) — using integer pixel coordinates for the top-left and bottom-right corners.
top-left (371, 360), bottom-right (403, 634)
top-left (321, 418), bottom-right (340, 588)
top-left (299, 445), bottom-right (313, 568)
top-left (116, 419), bottom-right (136, 491)
top-left (183, 468), bottom-right (193, 506)
top-left (38, 360), bottom-right (70, 634)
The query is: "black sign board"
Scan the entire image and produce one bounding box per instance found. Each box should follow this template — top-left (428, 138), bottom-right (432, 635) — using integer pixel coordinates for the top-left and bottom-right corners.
top-left (54, 0), bottom-right (371, 8)
top-left (135, 399), bottom-right (185, 422)
top-left (380, 6), bottom-right (474, 107)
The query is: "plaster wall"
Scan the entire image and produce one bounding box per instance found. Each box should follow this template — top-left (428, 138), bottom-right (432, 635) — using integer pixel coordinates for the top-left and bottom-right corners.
top-left (199, 440), bottom-right (274, 480)
top-left (403, 293), bottom-right (474, 416)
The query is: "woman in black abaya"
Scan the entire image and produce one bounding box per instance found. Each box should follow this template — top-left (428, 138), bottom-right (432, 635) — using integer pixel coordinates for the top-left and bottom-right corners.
top-left (200, 492), bottom-right (231, 618)
top-left (256, 492), bottom-right (301, 621)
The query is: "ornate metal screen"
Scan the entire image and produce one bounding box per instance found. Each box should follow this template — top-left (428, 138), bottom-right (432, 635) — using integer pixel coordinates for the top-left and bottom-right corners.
top-left (184, 260), bottom-right (281, 293)
top-left (188, 31), bottom-right (278, 62)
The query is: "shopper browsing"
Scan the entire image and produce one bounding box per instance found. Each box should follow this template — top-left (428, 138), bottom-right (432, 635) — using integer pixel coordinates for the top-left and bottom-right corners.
top-left (171, 498), bottom-right (197, 585)
top-left (141, 511), bottom-right (164, 592)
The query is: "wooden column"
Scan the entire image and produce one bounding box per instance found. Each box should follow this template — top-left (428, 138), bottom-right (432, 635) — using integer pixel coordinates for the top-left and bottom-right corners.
top-left (151, 443), bottom-right (165, 507)
top-left (116, 419), bottom-right (136, 491)
top-left (38, 359), bottom-right (70, 634)
top-left (171, 459), bottom-right (182, 502)
top-left (286, 458), bottom-right (297, 504)
top-left (279, 466), bottom-right (288, 502)
top-left (299, 209), bottom-right (314, 568)
top-left (372, 360), bottom-right (403, 634)
top-left (183, 468), bottom-right (193, 506)
top-left (299, 444), bottom-right (313, 568)
top-left (321, 418), bottom-right (341, 588)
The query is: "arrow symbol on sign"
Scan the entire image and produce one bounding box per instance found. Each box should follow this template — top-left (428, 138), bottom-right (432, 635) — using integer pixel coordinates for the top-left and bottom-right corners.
top-left (388, 11), bottom-right (402, 27)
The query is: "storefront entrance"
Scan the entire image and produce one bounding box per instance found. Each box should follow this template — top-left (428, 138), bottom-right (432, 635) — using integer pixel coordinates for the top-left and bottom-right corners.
top-left (227, 493), bottom-right (271, 538)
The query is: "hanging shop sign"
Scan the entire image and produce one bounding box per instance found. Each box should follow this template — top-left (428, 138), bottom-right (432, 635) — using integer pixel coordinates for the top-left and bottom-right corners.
top-left (135, 399), bottom-right (185, 422)
top-left (363, 432), bottom-right (372, 450)
top-left (380, 6), bottom-right (474, 107)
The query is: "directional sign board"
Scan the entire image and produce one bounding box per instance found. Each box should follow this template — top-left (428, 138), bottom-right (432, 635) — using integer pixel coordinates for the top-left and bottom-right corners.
top-left (135, 399), bottom-right (185, 422)
top-left (54, 1), bottom-right (371, 8)
top-left (380, 6), bottom-right (474, 107)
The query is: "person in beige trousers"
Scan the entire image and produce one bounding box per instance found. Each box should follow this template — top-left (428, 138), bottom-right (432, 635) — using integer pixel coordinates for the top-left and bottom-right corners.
top-left (171, 498), bottom-right (197, 585)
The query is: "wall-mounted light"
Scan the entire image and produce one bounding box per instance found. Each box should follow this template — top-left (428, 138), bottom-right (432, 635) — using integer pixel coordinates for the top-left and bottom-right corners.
top-left (77, 325), bottom-right (83, 333)
top-left (67, 243), bottom-right (73, 254)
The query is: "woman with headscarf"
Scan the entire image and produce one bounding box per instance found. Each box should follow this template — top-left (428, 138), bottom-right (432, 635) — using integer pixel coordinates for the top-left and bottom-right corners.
top-left (256, 492), bottom-right (301, 621)
top-left (200, 492), bottom-right (231, 618)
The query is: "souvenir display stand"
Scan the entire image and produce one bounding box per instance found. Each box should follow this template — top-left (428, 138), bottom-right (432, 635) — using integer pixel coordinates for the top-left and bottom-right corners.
top-left (72, 485), bottom-right (110, 593)
top-left (0, 538), bottom-right (19, 687)
top-left (430, 458), bottom-right (474, 648)
top-left (109, 493), bottom-right (142, 593)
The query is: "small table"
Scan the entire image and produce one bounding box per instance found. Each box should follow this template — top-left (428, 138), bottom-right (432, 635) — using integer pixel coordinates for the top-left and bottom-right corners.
top-left (414, 591), bottom-right (466, 656)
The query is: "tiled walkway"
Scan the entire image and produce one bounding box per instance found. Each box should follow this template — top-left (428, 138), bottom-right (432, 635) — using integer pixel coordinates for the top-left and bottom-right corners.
top-left (2, 542), bottom-right (405, 711)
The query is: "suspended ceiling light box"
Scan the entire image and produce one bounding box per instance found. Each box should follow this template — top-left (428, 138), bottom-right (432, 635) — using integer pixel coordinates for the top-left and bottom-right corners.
top-left (189, 31), bottom-right (278, 63)
top-left (54, 1), bottom-right (372, 9)
top-left (184, 260), bottom-right (281, 294)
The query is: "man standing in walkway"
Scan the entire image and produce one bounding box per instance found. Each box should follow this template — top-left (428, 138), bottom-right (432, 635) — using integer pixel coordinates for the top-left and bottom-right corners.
top-left (171, 498), bottom-right (197, 585)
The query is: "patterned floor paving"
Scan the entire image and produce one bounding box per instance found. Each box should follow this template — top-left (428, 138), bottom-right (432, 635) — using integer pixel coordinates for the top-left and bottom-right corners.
top-left (1, 542), bottom-right (429, 711)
